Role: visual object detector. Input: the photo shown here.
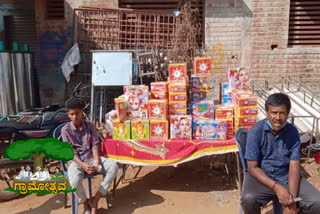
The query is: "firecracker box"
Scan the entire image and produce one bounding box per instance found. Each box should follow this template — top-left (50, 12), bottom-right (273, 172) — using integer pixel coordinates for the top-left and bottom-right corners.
top-left (226, 127), bottom-right (234, 140)
top-left (235, 113), bottom-right (257, 126)
top-left (222, 82), bottom-right (232, 98)
top-left (192, 119), bottom-right (227, 140)
top-left (235, 123), bottom-right (254, 131)
top-left (169, 93), bottom-right (187, 102)
top-left (232, 90), bottom-right (257, 107)
top-left (113, 120), bottom-right (131, 140)
top-left (170, 115), bottom-right (192, 139)
top-left (169, 83), bottom-right (187, 94)
top-left (151, 91), bottom-right (169, 100)
top-left (191, 101), bottom-right (214, 120)
top-left (169, 63), bottom-right (187, 83)
top-left (129, 110), bottom-right (148, 120)
top-left (235, 105), bottom-right (258, 116)
top-left (148, 100), bottom-right (168, 120)
top-left (169, 101), bottom-right (187, 110)
top-left (150, 120), bottom-right (169, 140)
top-left (216, 118), bottom-right (233, 129)
top-left (169, 108), bottom-right (187, 115)
top-left (131, 120), bottom-right (150, 140)
top-left (124, 85), bottom-right (149, 112)
top-left (191, 90), bottom-right (214, 102)
top-left (114, 97), bottom-right (126, 122)
top-left (194, 57), bottom-right (212, 74)
top-left (215, 105), bottom-right (234, 120)
top-left (191, 75), bottom-right (215, 92)
top-left (151, 81), bottom-right (168, 92)
top-left (222, 97), bottom-right (233, 105)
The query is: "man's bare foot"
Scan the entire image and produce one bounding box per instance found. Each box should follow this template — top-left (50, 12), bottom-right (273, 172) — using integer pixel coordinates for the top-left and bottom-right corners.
top-left (83, 200), bottom-right (91, 214)
top-left (88, 196), bottom-right (98, 214)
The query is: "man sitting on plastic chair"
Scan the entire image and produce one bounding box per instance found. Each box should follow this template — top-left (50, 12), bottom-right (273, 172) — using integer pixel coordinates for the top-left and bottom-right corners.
top-left (241, 93), bottom-right (320, 214)
top-left (61, 97), bottom-right (119, 214)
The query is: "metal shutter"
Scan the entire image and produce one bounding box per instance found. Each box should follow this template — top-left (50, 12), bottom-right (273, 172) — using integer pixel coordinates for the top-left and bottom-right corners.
top-left (289, 0), bottom-right (320, 47)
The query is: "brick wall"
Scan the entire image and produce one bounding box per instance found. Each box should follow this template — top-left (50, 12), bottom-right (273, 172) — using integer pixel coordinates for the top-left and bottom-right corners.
top-left (204, 0), bottom-right (320, 92)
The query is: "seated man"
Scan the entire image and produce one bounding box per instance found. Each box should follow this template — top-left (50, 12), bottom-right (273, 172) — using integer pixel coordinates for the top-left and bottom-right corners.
top-left (30, 166), bottom-right (43, 180)
top-left (15, 166), bottom-right (26, 179)
top-left (61, 97), bottom-right (118, 214)
top-left (241, 93), bottom-right (320, 214)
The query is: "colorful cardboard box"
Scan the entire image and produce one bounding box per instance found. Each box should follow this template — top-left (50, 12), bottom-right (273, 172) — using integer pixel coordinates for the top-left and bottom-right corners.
top-left (113, 120), bottom-right (131, 140)
top-left (192, 119), bottom-right (227, 140)
top-left (149, 100), bottom-right (168, 120)
top-left (151, 81), bottom-right (168, 92)
top-left (191, 90), bottom-right (214, 102)
top-left (235, 105), bottom-right (258, 116)
top-left (235, 113), bottom-right (257, 126)
top-left (169, 108), bottom-right (187, 115)
top-left (170, 115), bottom-right (192, 139)
top-left (222, 82), bottom-right (232, 98)
top-left (215, 105), bottom-right (233, 120)
top-left (232, 90), bottom-right (257, 107)
top-left (169, 93), bottom-right (187, 102)
top-left (169, 101), bottom-right (187, 110)
top-left (235, 123), bottom-right (254, 131)
top-left (169, 83), bottom-right (187, 94)
top-left (124, 85), bottom-right (149, 115)
top-left (114, 97), bottom-right (126, 121)
top-left (151, 91), bottom-right (169, 100)
top-left (222, 97), bottom-right (233, 105)
top-left (131, 120), bottom-right (150, 140)
top-left (129, 110), bottom-right (148, 120)
top-left (169, 63), bottom-right (187, 83)
top-left (150, 120), bottom-right (169, 140)
top-left (191, 75), bottom-right (215, 92)
top-left (191, 101), bottom-right (214, 119)
top-left (194, 57), bottom-right (212, 74)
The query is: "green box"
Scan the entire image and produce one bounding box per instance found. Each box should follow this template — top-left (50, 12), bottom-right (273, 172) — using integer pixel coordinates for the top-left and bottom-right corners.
top-left (113, 120), bottom-right (131, 140)
top-left (131, 120), bottom-right (150, 140)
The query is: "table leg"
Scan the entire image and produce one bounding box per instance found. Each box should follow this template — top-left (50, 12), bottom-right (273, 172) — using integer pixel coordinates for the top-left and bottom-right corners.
top-left (236, 152), bottom-right (242, 193)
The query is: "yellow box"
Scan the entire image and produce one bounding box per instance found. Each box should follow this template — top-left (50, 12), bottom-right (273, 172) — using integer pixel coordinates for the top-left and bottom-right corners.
top-left (215, 105), bottom-right (234, 120)
top-left (131, 120), bottom-right (150, 140)
top-left (232, 90), bottom-right (257, 107)
top-left (169, 83), bottom-right (187, 94)
top-left (113, 120), bottom-right (131, 140)
top-left (169, 93), bottom-right (187, 102)
top-left (235, 105), bottom-right (258, 116)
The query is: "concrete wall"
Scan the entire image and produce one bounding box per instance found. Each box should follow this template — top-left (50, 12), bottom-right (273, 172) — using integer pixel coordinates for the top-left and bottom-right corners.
top-left (205, 0), bottom-right (320, 91)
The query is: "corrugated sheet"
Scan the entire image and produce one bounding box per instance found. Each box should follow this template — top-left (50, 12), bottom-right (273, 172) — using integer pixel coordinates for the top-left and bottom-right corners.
top-left (47, 0), bottom-right (65, 20)
top-left (289, 0), bottom-right (320, 46)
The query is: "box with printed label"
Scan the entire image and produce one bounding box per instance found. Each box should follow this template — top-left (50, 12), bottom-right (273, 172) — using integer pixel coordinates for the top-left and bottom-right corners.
top-left (222, 97), bottom-right (233, 105)
top-left (235, 113), bottom-right (257, 126)
top-left (191, 101), bottom-right (214, 119)
top-left (169, 101), bottom-right (187, 110)
top-left (191, 90), bottom-right (214, 103)
top-left (232, 90), bottom-right (257, 107)
top-left (235, 105), bottom-right (258, 116)
top-left (113, 120), bottom-right (131, 140)
top-left (169, 63), bottom-right (187, 83)
top-left (129, 110), bottom-right (148, 120)
top-left (131, 120), bottom-right (150, 140)
top-left (124, 85), bottom-right (149, 113)
top-left (192, 119), bottom-right (227, 140)
top-left (169, 108), bottom-right (187, 115)
top-left (191, 75), bottom-right (215, 92)
top-left (114, 97), bottom-right (127, 122)
top-left (150, 120), bottom-right (169, 140)
top-left (235, 123), bottom-right (254, 131)
top-left (169, 93), bottom-right (187, 102)
top-left (226, 127), bottom-right (234, 140)
top-left (170, 115), bottom-right (192, 139)
top-left (151, 91), bottom-right (169, 100)
top-left (215, 105), bottom-right (233, 120)
top-left (194, 57), bottom-right (211, 74)
top-left (169, 83), bottom-right (187, 94)
top-left (151, 82), bottom-right (168, 92)
top-left (216, 118), bottom-right (233, 129)
top-left (148, 100), bottom-right (168, 120)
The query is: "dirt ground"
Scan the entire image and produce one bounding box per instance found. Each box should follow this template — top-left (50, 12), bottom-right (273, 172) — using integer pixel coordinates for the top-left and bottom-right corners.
top-left (0, 155), bottom-right (319, 214)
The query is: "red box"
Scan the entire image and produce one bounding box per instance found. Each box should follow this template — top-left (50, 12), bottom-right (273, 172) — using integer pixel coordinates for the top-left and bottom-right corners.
top-left (148, 100), bottom-right (168, 120)
top-left (114, 97), bottom-right (126, 122)
top-left (169, 101), bottom-right (187, 110)
top-left (169, 83), bottom-right (187, 93)
top-left (169, 93), bottom-right (187, 102)
top-left (151, 81), bottom-right (168, 92)
top-left (151, 91), bottom-right (169, 100)
top-left (235, 113), bottom-right (257, 126)
top-left (169, 63), bottom-right (187, 83)
top-left (150, 120), bottom-right (169, 140)
top-left (194, 57), bottom-right (211, 74)
top-left (232, 90), bottom-right (257, 107)
top-left (215, 105), bottom-right (234, 120)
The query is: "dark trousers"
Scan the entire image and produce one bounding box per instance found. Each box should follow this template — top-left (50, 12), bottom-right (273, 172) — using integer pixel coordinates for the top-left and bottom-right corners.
top-left (241, 173), bottom-right (320, 214)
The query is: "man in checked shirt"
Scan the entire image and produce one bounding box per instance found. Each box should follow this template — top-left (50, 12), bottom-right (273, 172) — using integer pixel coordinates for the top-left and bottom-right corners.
top-left (61, 97), bottom-right (118, 214)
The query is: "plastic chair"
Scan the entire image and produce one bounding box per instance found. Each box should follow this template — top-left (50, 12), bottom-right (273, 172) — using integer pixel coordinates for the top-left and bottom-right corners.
top-left (53, 122), bottom-right (111, 214)
top-left (235, 128), bottom-right (282, 214)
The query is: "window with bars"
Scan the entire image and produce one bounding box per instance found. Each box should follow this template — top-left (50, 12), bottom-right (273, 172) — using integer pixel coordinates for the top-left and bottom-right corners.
top-left (47, 0), bottom-right (65, 20)
top-left (288, 0), bottom-right (320, 47)
top-left (119, 0), bottom-right (204, 47)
